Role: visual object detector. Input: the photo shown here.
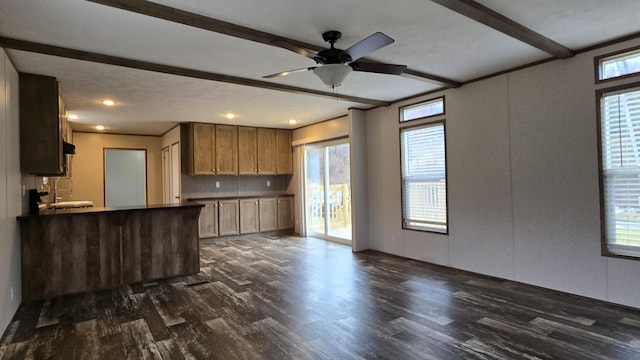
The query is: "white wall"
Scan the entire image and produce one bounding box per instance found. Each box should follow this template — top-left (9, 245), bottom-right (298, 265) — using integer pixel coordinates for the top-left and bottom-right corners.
top-left (0, 50), bottom-right (22, 336)
top-left (366, 38), bottom-right (640, 308)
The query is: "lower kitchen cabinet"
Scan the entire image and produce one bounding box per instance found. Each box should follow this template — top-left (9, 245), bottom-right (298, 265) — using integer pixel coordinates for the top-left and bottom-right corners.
top-left (219, 199), bottom-right (240, 236)
top-left (277, 197), bottom-right (294, 230)
top-left (258, 198), bottom-right (278, 232)
top-left (198, 201), bottom-right (219, 238)
top-left (198, 196), bottom-right (294, 239)
top-left (240, 199), bottom-right (259, 234)
top-left (19, 204), bottom-right (202, 301)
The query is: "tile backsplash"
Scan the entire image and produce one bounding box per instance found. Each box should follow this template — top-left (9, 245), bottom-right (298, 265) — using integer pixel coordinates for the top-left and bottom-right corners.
top-left (182, 174), bottom-right (292, 200)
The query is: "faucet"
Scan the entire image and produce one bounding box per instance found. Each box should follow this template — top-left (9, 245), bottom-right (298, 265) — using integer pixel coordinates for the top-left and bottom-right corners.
top-left (54, 177), bottom-right (73, 203)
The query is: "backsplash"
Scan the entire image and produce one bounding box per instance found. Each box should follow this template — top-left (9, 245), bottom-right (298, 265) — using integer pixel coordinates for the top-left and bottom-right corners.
top-left (182, 174), bottom-right (292, 200)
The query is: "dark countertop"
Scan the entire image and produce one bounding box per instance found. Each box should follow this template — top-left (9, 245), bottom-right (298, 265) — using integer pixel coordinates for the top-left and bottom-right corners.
top-left (18, 202), bottom-right (204, 219)
top-left (188, 193), bottom-right (294, 202)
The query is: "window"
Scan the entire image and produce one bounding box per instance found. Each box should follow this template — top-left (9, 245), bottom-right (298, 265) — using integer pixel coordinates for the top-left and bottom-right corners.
top-left (401, 97), bottom-right (444, 122)
top-left (599, 85), bottom-right (640, 257)
top-left (598, 47), bottom-right (640, 81)
top-left (400, 122), bottom-right (447, 233)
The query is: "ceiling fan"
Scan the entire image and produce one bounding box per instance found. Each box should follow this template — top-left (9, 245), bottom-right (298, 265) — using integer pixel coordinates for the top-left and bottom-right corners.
top-left (263, 31), bottom-right (407, 88)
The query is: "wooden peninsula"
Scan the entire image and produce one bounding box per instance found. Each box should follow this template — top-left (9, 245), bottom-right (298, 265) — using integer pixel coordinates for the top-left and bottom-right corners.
top-left (18, 203), bottom-right (203, 301)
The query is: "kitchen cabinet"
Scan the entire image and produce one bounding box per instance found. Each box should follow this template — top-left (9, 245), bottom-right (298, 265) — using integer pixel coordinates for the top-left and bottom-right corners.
top-left (276, 129), bottom-right (293, 174)
top-left (189, 123), bottom-right (215, 175)
top-left (189, 123), bottom-right (239, 175)
top-left (188, 123), bottom-right (292, 176)
top-left (19, 73), bottom-right (69, 176)
top-left (257, 128), bottom-right (277, 174)
top-left (239, 199), bottom-right (259, 234)
top-left (219, 199), bottom-right (240, 236)
top-left (198, 201), bottom-right (219, 238)
top-left (259, 198), bottom-right (278, 232)
top-left (277, 197), bottom-right (294, 230)
top-left (238, 126), bottom-right (258, 174)
top-left (19, 204), bottom-right (202, 301)
top-left (215, 124), bottom-right (238, 174)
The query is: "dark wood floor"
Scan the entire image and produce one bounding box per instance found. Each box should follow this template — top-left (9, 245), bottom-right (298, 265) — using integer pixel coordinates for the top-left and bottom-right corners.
top-left (2, 235), bottom-right (640, 359)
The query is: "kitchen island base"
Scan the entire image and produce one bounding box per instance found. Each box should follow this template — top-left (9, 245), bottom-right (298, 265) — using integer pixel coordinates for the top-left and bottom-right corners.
top-left (18, 204), bottom-right (203, 301)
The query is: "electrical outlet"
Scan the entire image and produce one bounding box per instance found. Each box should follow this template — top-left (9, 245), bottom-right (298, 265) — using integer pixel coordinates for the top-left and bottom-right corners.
top-left (266, 180), bottom-right (271, 187)
top-left (215, 181), bottom-right (220, 189)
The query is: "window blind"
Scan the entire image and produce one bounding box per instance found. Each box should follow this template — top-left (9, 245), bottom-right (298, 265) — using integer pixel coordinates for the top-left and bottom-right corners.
top-left (601, 87), bottom-right (640, 256)
top-left (400, 123), bottom-right (447, 233)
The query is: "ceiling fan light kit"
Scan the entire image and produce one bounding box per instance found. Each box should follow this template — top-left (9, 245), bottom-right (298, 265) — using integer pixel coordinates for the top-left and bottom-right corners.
top-left (313, 63), bottom-right (352, 88)
top-left (265, 30), bottom-right (407, 87)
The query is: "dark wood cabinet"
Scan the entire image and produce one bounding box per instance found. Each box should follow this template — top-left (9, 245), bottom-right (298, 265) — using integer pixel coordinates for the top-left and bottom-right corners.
top-left (19, 73), bottom-right (68, 176)
top-left (19, 205), bottom-right (202, 301)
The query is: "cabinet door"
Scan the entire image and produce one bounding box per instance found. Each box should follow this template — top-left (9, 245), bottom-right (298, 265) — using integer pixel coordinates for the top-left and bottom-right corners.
top-left (257, 128), bottom-right (276, 175)
top-left (259, 198), bottom-right (278, 232)
top-left (198, 202), bottom-right (219, 238)
top-left (219, 200), bottom-right (240, 236)
top-left (19, 73), bottom-right (64, 175)
top-left (238, 127), bottom-right (258, 175)
top-left (190, 123), bottom-right (215, 175)
top-left (276, 129), bottom-right (293, 174)
top-left (277, 197), bottom-right (294, 230)
top-left (215, 125), bottom-right (238, 174)
top-left (239, 199), bottom-right (259, 234)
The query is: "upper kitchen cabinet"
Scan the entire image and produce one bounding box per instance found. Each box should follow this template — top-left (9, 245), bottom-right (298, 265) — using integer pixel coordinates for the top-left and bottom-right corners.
top-left (215, 125), bottom-right (238, 175)
top-left (276, 129), bottom-right (293, 174)
top-left (188, 123), bottom-right (292, 176)
top-left (257, 128), bottom-right (276, 175)
top-left (189, 122), bottom-right (215, 175)
top-left (188, 123), bottom-right (239, 175)
top-left (20, 73), bottom-right (71, 176)
top-left (238, 126), bottom-right (257, 175)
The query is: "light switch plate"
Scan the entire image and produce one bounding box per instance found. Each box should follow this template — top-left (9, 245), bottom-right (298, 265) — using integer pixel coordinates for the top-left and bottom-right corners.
top-left (267, 180), bottom-right (271, 187)
top-left (216, 181), bottom-right (220, 188)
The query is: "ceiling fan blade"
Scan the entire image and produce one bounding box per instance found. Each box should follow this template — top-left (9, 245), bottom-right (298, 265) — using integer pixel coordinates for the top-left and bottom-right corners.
top-left (344, 32), bottom-right (394, 61)
top-left (262, 67), bottom-right (315, 79)
top-left (350, 62), bottom-right (407, 75)
top-left (271, 40), bottom-right (323, 61)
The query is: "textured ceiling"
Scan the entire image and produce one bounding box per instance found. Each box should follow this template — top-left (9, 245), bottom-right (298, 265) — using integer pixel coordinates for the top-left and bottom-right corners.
top-left (1, 0), bottom-right (639, 135)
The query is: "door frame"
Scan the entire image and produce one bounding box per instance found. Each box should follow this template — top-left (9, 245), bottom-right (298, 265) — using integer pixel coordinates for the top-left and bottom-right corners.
top-left (303, 138), bottom-right (351, 245)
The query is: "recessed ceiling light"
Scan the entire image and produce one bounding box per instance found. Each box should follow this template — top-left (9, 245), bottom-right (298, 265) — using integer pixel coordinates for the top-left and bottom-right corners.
top-left (225, 113), bottom-right (236, 119)
top-left (96, 125), bottom-right (105, 131)
top-left (288, 119), bottom-right (297, 125)
top-left (102, 99), bottom-right (116, 106)
top-left (68, 114), bottom-right (79, 120)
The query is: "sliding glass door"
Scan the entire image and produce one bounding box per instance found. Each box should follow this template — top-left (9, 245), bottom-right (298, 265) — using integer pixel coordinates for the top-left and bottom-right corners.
top-left (305, 140), bottom-right (351, 243)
